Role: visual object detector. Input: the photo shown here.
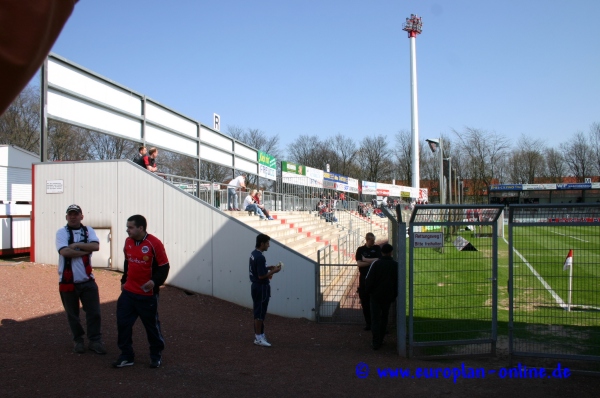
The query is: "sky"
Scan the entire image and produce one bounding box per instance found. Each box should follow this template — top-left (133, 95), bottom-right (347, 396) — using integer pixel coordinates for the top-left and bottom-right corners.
top-left (47, 0), bottom-right (600, 157)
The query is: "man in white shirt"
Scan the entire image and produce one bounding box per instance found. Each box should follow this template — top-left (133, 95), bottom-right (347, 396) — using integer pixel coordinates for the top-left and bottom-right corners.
top-left (227, 174), bottom-right (246, 211)
top-left (56, 204), bottom-right (106, 355)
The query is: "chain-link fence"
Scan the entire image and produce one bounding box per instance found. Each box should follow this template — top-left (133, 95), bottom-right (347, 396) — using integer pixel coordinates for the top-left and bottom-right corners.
top-left (408, 205), bottom-right (504, 358)
top-left (509, 204), bottom-right (600, 372)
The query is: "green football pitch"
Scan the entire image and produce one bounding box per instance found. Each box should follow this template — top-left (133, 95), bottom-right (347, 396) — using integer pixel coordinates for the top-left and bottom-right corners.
top-left (408, 224), bottom-right (600, 347)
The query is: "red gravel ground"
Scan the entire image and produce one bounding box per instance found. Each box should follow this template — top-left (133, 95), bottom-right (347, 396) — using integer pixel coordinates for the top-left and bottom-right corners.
top-left (0, 260), bottom-right (597, 398)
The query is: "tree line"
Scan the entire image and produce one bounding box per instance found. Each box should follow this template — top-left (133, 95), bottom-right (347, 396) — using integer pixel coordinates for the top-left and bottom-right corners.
top-left (2, 86), bottom-right (599, 202)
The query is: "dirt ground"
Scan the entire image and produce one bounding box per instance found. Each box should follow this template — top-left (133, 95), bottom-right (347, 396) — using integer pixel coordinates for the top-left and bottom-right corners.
top-left (0, 260), bottom-right (597, 398)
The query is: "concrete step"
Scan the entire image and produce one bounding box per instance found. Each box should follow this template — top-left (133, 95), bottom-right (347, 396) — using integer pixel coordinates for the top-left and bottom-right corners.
top-left (319, 266), bottom-right (358, 318)
top-left (230, 210), bottom-right (368, 262)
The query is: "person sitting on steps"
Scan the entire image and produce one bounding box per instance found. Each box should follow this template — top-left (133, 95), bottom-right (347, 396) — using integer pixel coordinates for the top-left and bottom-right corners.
top-left (243, 192), bottom-right (267, 220)
top-left (251, 190), bottom-right (273, 220)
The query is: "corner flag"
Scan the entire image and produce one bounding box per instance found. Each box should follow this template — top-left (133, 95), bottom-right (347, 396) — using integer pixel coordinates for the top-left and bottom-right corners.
top-left (563, 249), bottom-right (573, 271)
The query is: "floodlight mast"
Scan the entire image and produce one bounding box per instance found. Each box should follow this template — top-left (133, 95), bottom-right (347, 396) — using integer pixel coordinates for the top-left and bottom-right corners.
top-left (402, 14), bottom-right (423, 189)
top-left (426, 138), bottom-right (444, 204)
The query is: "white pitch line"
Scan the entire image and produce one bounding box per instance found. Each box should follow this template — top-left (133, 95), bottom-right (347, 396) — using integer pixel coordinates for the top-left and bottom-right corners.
top-left (503, 237), bottom-right (566, 308)
top-left (549, 230), bottom-right (589, 243)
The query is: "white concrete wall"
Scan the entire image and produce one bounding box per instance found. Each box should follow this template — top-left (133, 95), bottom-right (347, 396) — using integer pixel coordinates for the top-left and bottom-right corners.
top-left (33, 160), bottom-right (316, 320)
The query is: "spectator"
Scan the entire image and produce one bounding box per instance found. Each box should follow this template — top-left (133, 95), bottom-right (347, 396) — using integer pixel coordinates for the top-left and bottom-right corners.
top-left (249, 234), bottom-right (281, 347)
top-left (315, 200), bottom-right (324, 212)
top-left (252, 190), bottom-right (273, 220)
top-left (365, 243), bottom-right (398, 350)
top-left (243, 192), bottom-right (266, 220)
top-left (322, 206), bottom-right (337, 223)
top-left (133, 146), bottom-right (147, 168)
top-left (355, 232), bottom-right (381, 330)
top-left (147, 148), bottom-right (159, 172)
top-left (56, 204), bottom-right (106, 355)
top-left (137, 147), bottom-right (158, 173)
top-left (227, 174), bottom-right (246, 211)
top-left (339, 192), bottom-right (347, 209)
top-left (113, 214), bottom-right (170, 368)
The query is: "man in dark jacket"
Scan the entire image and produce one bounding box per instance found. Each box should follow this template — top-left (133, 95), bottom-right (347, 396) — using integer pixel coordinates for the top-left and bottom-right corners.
top-left (365, 243), bottom-right (398, 350)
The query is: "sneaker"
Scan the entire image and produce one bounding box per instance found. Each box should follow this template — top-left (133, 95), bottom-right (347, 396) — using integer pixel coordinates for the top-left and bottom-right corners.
top-left (73, 341), bottom-right (85, 354)
top-left (254, 337), bottom-right (272, 347)
top-left (88, 340), bottom-right (107, 355)
top-left (259, 216), bottom-right (266, 220)
top-left (267, 217), bottom-right (274, 220)
top-left (150, 358), bottom-right (162, 368)
top-left (112, 358), bottom-right (134, 368)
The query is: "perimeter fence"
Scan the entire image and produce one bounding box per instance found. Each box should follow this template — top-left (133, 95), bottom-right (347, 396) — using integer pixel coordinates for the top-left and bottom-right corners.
top-left (508, 204), bottom-right (600, 373)
top-left (407, 205), bottom-right (504, 358)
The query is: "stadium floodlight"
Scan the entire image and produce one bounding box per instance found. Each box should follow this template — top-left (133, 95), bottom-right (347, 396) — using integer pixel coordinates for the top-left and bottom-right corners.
top-left (426, 137), bottom-right (444, 204)
top-left (403, 14), bottom-right (423, 190)
top-left (425, 138), bottom-right (440, 153)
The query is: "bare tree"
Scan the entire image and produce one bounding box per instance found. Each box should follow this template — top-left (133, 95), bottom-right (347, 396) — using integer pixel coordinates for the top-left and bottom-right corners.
top-left (544, 147), bottom-right (565, 182)
top-left (453, 127), bottom-right (510, 202)
top-left (506, 135), bottom-right (546, 184)
top-left (395, 130), bottom-right (413, 183)
top-left (200, 162), bottom-right (230, 183)
top-left (0, 85), bottom-right (40, 153)
top-left (88, 131), bottom-right (137, 160)
top-left (47, 121), bottom-right (88, 161)
top-left (287, 135), bottom-right (333, 171)
top-left (589, 122), bottom-right (600, 176)
top-left (356, 135), bottom-right (394, 182)
top-left (560, 131), bottom-right (594, 181)
top-left (327, 134), bottom-right (357, 176)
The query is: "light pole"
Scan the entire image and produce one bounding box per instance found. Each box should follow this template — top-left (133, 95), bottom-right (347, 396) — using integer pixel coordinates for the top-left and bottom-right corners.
top-left (445, 157), bottom-right (452, 204)
top-left (402, 14), bottom-right (423, 189)
top-left (426, 138), bottom-right (444, 204)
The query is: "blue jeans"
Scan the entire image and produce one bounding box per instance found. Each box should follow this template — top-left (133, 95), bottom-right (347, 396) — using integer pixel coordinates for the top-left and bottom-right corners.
top-left (245, 204), bottom-right (265, 217)
top-left (227, 188), bottom-right (238, 210)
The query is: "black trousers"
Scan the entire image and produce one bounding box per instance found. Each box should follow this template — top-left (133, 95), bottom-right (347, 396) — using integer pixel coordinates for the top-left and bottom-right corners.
top-left (370, 296), bottom-right (392, 347)
top-left (59, 279), bottom-right (102, 343)
top-left (358, 274), bottom-right (371, 326)
top-left (116, 289), bottom-right (164, 361)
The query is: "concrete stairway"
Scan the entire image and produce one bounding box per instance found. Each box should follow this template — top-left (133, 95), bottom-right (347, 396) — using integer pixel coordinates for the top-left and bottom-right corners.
top-left (336, 209), bottom-right (389, 239)
top-left (227, 210), bottom-right (352, 261)
top-left (227, 209), bottom-right (390, 320)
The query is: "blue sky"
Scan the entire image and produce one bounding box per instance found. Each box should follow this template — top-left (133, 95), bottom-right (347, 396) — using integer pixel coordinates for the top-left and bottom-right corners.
top-left (49, 0), bottom-right (600, 156)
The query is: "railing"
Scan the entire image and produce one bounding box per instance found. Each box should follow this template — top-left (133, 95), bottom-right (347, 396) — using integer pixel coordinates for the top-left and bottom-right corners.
top-left (156, 172), bottom-right (393, 241)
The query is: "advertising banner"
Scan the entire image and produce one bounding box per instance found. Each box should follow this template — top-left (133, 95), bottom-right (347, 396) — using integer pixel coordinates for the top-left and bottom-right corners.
top-left (323, 171), bottom-right (348, 192)
top-left (281, 161), bottom-right (306, 186)
top-left (347, 177), bottom-right (359, 193)
top-left (557, 183), bottom-right (592, 190)
top-left (257, 151), bottom-right (277, 181)
top-left (489, 184), bottom-right (523, 191)
top-left (376, 182), bottom-right (391, 197)
top-left (389, 184), bottom-right (401, 197)
top-left (305, 166), bottom-right (324, 188)
top-left (362, 181), bottom-right (377, 195)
